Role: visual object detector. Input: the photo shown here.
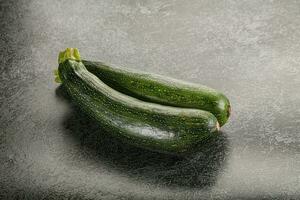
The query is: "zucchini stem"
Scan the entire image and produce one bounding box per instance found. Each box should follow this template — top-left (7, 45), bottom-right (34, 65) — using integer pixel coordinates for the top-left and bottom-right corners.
top-left (55, 48), bottom-right (81, 83)
top-left (54, 69), bottom-right (61, 83)
top-left (58, 48), bottom-right (81, 64)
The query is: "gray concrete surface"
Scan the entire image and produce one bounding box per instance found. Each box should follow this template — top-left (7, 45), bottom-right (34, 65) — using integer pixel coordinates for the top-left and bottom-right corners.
top-left (1, 0), bottom-right (300, 199)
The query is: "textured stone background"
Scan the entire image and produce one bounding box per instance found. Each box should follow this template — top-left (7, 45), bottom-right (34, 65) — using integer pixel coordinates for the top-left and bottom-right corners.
top-left (1, 0), bottom-right (300, 199)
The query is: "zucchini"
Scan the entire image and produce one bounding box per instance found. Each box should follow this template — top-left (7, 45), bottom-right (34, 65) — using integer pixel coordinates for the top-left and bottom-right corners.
top-left (56, 48), bottom-right (220, 154)
top-left (82, 60), bottom-right (231, 126)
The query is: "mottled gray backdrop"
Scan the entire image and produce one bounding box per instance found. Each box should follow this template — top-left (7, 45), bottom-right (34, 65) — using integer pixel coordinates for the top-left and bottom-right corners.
top-left (0, 0), bottom-right (300, 199)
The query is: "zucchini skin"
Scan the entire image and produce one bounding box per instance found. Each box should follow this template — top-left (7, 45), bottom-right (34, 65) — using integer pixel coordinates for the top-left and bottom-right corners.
top-left (82, 60), bottom-right (231, 126)
top-left (59, 59), bottom-right (219, 154)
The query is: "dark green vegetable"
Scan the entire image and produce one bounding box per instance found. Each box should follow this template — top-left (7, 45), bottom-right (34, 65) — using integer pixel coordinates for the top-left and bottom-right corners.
top-left (56, 48), bottom-right (220, 154)
top-left (83, 60), bottom-right (231, 126)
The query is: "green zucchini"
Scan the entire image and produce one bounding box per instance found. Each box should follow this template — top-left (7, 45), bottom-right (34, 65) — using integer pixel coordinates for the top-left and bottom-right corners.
top-left (56, 48), bottom-right (220, 154)
top-left (82, 60), bottom-right (231, 126)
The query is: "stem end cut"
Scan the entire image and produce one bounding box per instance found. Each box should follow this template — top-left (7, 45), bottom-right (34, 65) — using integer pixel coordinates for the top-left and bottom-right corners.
top-left (58, 48), bottom-right (81, 64)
